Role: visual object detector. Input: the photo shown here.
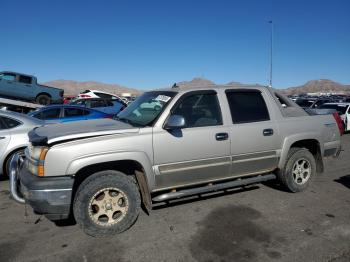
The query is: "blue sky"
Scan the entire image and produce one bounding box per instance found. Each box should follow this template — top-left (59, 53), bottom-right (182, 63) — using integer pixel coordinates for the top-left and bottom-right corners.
top-left (1, 0), bottom-right (349, 89)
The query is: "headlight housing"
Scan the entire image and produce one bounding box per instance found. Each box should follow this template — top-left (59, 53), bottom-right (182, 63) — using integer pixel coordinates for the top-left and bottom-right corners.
top-left (26, 146), bottom-right (49, 177)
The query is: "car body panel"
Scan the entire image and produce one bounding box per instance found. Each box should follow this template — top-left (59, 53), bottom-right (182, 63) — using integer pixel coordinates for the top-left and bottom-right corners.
top-left (0, 111), bottom-right (43, 175)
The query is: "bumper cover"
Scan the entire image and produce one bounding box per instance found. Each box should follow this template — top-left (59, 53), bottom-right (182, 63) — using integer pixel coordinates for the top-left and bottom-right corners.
top-left (10, 155), bottom-right (74, 220)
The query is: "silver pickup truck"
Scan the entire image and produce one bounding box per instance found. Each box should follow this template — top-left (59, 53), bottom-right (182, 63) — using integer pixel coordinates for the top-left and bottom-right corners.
top-left (10, 85), bottom-right (342, 236)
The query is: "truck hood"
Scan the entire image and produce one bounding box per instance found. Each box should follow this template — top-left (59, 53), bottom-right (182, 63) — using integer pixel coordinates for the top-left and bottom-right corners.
top-left (29, 119), bottom-right (138, 145)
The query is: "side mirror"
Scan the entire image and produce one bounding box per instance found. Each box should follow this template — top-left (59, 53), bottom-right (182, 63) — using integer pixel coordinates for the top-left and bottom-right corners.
top-left (164, 115), bottom-right (186, 130)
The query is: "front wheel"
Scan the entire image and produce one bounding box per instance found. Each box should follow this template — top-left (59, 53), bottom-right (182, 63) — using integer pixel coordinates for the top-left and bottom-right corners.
top-left (277, 147), bottom-right (316, 192)
top-left (73, 170), bottom-right (141, 237)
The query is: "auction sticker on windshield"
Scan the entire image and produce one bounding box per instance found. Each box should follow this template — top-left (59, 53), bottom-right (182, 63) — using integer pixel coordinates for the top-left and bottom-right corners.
top-left (155, 95), bottom-right (171, 103)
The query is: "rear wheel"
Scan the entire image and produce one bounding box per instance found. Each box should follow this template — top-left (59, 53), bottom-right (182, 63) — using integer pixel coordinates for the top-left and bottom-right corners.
top-left (36, 94), bottom-right (51, 105)
top-left (277, 147), bottom-right (316, 192)
top-left (73, 170), bottom-right (141, 237)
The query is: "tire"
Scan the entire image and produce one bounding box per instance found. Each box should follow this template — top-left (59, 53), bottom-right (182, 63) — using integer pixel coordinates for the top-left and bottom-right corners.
top-left (36, 94), bottom-right (51, 105)
top-left (277, 147), bottom-right (316, 192)
top-left (4, 149), bottom-right (25, 177)
top-left (73, 170), bottom-right (141, 237)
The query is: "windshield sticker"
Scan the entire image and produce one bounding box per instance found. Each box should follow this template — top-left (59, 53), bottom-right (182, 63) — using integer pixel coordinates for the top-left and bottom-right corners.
top-left (155, 95), bottom-right (171, 103)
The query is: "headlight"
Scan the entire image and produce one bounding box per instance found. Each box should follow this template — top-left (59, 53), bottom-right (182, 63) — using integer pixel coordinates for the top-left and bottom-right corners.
top-left (30, 146), bottom-right (49, 160)
top-left (28, 146), bottom-right (49, 177)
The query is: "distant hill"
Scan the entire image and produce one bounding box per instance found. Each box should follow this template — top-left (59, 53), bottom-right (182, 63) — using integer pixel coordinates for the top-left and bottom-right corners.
top-left (176, 78), bottom-right (264, 88)
top-left (42, 78), bottom-right (350, 97)
top-left (43, 80), bottom-right (141, 96)
top-left (284, 79), bottom-right (350, 95)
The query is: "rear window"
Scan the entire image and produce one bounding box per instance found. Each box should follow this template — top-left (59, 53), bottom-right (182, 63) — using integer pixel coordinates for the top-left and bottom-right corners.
top-left (95, 92), bottom-right (114, 99)
top-left (226, 90), bottom-right (270, 124)
top-left (1, 116), bottom-right (21, 129)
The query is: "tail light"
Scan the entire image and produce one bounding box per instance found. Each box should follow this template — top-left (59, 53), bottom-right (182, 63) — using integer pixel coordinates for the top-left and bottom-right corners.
top-left (104, 114), bottom-right (113, 119)
top-left (332, 112), bottom-right (344, 136)
top-left (80, 94), bottom-right (91, 98)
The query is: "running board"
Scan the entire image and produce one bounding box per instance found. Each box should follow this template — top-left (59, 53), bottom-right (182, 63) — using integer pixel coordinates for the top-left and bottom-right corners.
top-left (152, 174), bottom-right (276, 202)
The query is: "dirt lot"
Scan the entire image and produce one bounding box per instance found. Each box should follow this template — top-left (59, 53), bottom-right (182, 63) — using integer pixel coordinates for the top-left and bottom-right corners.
top-left (0, 136), bottom-right (350, 262)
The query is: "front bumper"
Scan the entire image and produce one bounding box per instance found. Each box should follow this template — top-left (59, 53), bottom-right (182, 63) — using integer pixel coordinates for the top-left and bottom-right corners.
top-left (9, 154), bottom-right (74, 220)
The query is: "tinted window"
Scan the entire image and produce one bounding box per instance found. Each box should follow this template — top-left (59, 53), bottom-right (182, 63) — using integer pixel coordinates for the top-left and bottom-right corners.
top-left (18, 75), bottom-right (32, 84)
top-left (0, 73), bottom-right (16, 81)
top-left (64, 108), bottom-right (85, 117)
top-left (295, 99), bottom-right (314, 108)
top-left (0, 117), bottom-right (6, 129)
top-left (35, 108), bottom-right (61, 120)
top-left (226, 90), bottom-right (270, 124)
top-left (172, 93), bottom-right (222, 127)
top-left (95, 92), bottom-right (114, 99)
top-left (90, 100), bottom-right (107, 108)
top-left (1, 116), bottom-right (21, 129)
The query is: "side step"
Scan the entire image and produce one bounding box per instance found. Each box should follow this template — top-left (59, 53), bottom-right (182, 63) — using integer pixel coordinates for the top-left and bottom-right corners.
top-left (152, 174), bottom-right (276, 202)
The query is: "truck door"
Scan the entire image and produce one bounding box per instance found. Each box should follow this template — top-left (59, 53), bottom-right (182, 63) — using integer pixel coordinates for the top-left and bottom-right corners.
top-left (152, 90), bottom-right (231, 191)
top-left (16, 75), bottom-right (34, 100)
top-left (0, 73), bottom-right (17, 98)
top-left (225, 89), bottom-right (281, 177)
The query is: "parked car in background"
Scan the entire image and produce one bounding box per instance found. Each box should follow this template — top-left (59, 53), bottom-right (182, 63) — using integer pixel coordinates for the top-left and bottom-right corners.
top-left (71, 98), bottom-right (127, 115)
top-left (319, 103), bottom-right (350, 132)
top-left (28, 105), bottom-right (111, 123)
top-left (295, 98), bottom-right (315, 108)
top-left (0, 71), bottom-right (64, 105)
top-left (0, 110), bottom-right (43, 177)
top-left (77, 90), bottom-right (122, 100)
top-left (63, 96), bottom-right (76, 104)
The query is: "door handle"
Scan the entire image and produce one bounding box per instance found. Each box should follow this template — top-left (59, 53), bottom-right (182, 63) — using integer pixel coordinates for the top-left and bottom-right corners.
top-left (263, 129), bottom-right (274, 136)
top-left (0, 136), bottom-right (5, 140)
top-left (215, 133), bottom-right (229, 141)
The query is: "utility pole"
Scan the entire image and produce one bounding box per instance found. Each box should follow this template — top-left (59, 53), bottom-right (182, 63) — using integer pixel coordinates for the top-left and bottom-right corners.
top-left (268, 20), bottom-right (273, 87)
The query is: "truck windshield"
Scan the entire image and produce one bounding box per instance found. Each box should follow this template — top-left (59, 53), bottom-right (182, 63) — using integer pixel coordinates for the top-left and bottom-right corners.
top-left (115, 91), bottom-right (176, 127)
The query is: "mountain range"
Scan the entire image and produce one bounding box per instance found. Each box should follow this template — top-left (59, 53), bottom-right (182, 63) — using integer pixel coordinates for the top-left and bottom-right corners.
top-left (43, 78), bottom-right (350, 96)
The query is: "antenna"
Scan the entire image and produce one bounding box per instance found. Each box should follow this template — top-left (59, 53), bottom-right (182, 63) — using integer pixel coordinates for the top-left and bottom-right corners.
top-left (268, 20), bottom-right (273, 87)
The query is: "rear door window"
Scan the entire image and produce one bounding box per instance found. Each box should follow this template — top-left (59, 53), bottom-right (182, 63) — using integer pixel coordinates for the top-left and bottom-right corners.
top-left (18, 75), bottom-right (32, 84)
top-left (64, 108), bottom-right (85, 117)
top-left (37, 108), bottom-right (61, 120)
top-left (90, 100), bottom-right (107, 108)
top-left (226, 90), bottom-right (270, 124)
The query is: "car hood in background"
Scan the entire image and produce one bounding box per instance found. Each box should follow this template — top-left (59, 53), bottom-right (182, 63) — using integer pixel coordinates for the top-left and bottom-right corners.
top-left (29, 119), bottom-right (138, 145)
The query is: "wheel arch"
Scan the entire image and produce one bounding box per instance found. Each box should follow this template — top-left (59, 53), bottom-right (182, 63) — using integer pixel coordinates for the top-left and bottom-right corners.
top-left (70, 154), bottom-right (154, 212)
top-left (279, 136), bottom-right (324, 173)
top-left (35, 92), bottom-right (52, 99)
top-left (2, 146), bottom-right (26, 176)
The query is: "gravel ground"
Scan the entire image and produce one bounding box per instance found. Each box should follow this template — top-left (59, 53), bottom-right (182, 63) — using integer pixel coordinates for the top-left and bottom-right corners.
top-left (0, 135), bottom-right (349, 262)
